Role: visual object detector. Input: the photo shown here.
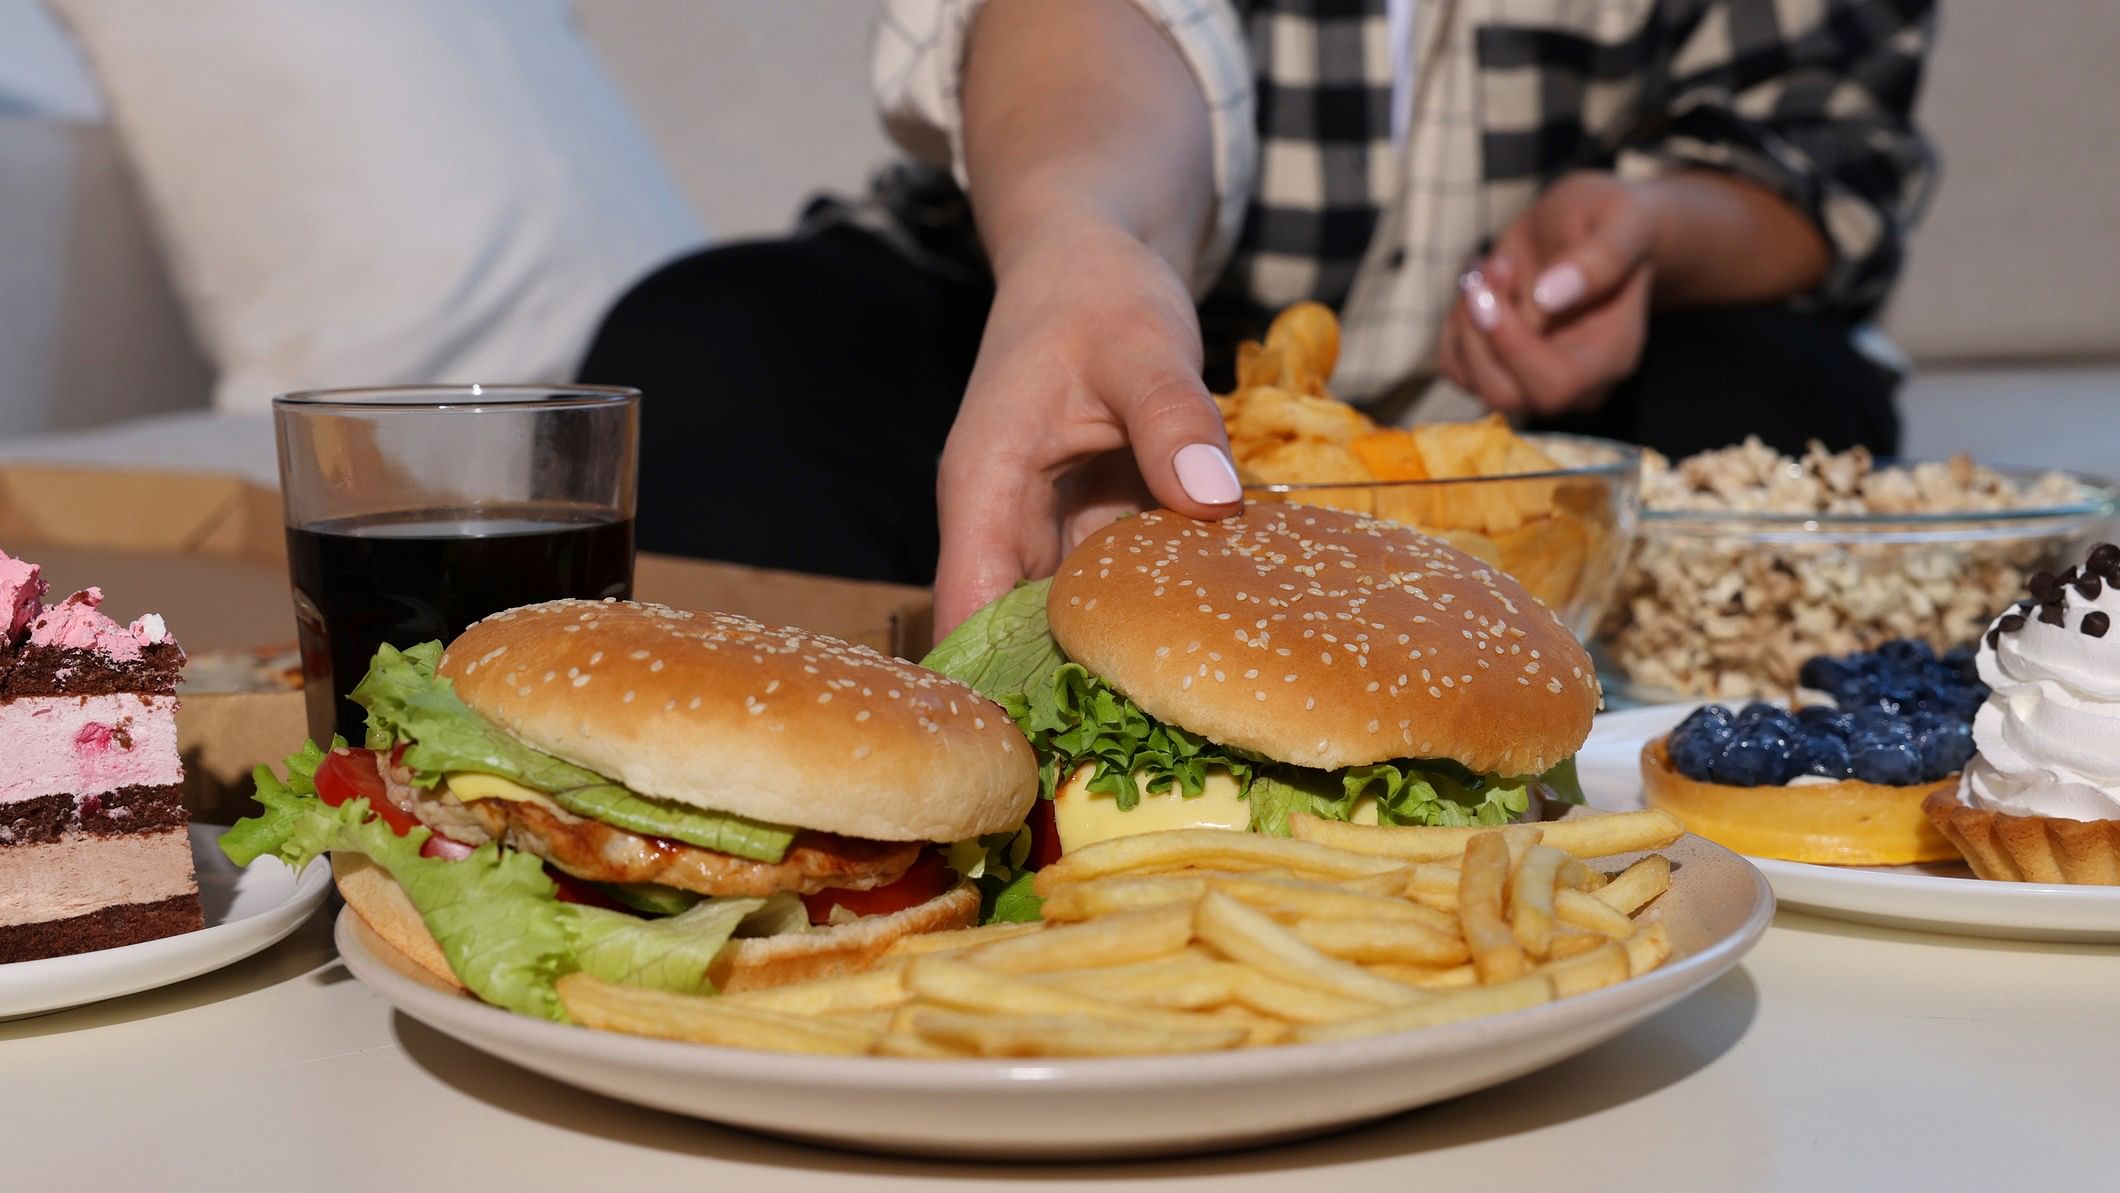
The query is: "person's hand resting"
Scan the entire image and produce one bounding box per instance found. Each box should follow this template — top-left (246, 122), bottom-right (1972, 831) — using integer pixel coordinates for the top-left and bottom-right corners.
top-left (932, 216), bottom-right (1241, 634)
top-left (1440, 171), bottom-right (1657, 417)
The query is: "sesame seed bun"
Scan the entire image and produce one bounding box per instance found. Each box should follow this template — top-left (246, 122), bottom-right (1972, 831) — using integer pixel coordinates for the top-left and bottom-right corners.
top-left (438, 600), bottom-right (1037, 843)
top-left (1047, 506), bottom-right (1599, 776)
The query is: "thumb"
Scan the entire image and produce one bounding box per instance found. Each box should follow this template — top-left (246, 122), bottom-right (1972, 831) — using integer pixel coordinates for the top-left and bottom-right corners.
top-left (1530, 203), bottom-right (1654, 317)
top-left (1113, 369), bottom-right (1244, 519)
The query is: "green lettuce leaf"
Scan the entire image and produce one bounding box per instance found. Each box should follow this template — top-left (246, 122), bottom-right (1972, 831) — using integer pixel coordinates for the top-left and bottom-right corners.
top-left (222, 741), bottom-right (574, 1020)
top-left (570, 897), bottom-right (764, 992)
top-left (223, 743), bottom-right (762, 1019)
top-left (921, 578), bottom-right (1067, 705)
top-left (985, 871), bottom-right (1044, 924)
top-left (350, 642), bottom-right (796, 862)
top-left (1241, 766), bottom-right (1358, 837)
top-left (1005, 663), bottom-right (1254, 807)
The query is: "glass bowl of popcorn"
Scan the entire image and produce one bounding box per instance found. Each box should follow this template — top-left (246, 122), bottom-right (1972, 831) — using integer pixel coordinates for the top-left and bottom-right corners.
top-left (1593, 440), bottom-right (2119, 703)
top-left (1244, 431), bottom-right (1642, 640)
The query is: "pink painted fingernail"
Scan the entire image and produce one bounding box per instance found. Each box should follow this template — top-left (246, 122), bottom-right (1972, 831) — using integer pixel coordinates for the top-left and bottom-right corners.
top-left (1174, 443), bottom-right (1242, 505)
top-left (1460, 270), bottom-right (1500, 331)
top-left (1533, 263), bottom-right (1585, 312)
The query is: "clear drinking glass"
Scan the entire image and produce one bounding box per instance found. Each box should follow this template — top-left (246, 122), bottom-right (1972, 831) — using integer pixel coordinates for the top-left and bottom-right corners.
top-left (274, 384), bottom-right (640, 743)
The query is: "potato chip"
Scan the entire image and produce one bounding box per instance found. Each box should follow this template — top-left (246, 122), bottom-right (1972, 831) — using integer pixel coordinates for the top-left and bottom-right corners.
top-left (1348, 429), bottom-right (1430, 482)
top-left (1262, 301), bottom-right (1341, 396)
top-left (1493, 513), bottom-right (1589, 608)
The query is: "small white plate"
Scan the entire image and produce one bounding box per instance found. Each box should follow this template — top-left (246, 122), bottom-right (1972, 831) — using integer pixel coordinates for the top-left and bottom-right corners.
top-left (336, 827), bottom-right (1770, 1160)
top-left (1, 824), bottom-right (333, 1020)
top-left (1583, 705), bottom-right (2120, 942)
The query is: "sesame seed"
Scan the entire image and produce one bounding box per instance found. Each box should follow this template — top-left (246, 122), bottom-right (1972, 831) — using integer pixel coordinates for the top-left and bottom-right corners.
top-left (856, 709), bottom-right (872, 722)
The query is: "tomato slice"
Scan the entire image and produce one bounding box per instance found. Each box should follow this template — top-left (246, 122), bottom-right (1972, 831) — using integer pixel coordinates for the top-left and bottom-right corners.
top-left (1027, 797), bottom-right (1064, 869)
top-left (314, 747), bottom-right (424, 839)
top-left (547, 867), bottom-right (636, 913)
top-left (800, 849), bottom-right (954, 925)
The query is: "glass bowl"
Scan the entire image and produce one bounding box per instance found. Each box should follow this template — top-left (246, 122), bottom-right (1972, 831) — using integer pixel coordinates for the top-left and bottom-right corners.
top-left (1594, 466), bottom-right (2120, 703)
top-left (1243, 433), bottom-right (1641, 638)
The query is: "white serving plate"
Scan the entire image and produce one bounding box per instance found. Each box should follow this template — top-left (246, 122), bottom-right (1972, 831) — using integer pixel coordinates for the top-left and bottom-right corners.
top-left (2, 824), bottom-right (332, 1019)
top-left (1583, 704), bottom-right (2120, 942)
top-left (335, 825), bottom-right (1770, 1161)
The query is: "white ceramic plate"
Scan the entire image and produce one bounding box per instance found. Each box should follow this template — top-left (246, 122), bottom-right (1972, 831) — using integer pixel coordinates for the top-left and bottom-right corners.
top-left (336, 828), bottom-right (1770, 1160)
top-left (1583, 705), bottom-right (2120, 942)
top-left (1, 824), bottom-right (333, 1020)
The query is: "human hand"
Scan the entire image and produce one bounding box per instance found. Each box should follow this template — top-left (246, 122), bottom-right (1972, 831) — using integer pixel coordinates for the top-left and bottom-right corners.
top-left (932, 217), bottom-right (1241, 635)
top-left (1438, 171), bottom-right (1659, 416)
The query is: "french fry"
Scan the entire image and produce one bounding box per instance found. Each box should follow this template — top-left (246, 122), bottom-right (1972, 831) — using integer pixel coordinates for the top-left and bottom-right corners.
top-left (882, 921), bottom-right (1044, 958)
top-left (1458, 832), bottom-right (1528, 982)
top-left (1205, 1004), bottom-right (1297, 1047)
top-left (1368, 963), bottom-right (1479, 990)
top-left (965, 904), bottom-right (1193, 973)
top-left (873, 1033), bottom-right (968, 1059)
top-left (1292, 917), bottom-right (1470, 967)
top-left (1593, 855), bottom-right (1673, 916)
top-left (1624, 922), bottom-right (1673, 977)
top-left (1194, 891), bottom-right (1424, 1008)
top-left (1557, 888), bottom-right (1638, 938)
top-left (900, 1007), bottom-right (1247, 1058)
top-left (1293, 975), bottom-right (1556, 1043)
top-left (1225, 967), bottom-right (1383, 1024)
top-left (1557, 855), bottom-right (1605, 891)
top-left (557, 974), bottom-right (878, 1055)
top-left (1532, 941), bottom-right (1631, 997)
top-left (1546, 924), bottom-right (1608, 960)
top-left (1032, 829), bottom-right (1407, 894)
top-left (1290, 810), bottom-right (1682, 862)
top-left (905, 956), bottom-right (1240, 1038)
top-left (1405, 862), bottom-right (1461, 910)
top-left (1044, 870), bottom-right (1456, 932)
top-left (1027, 956), bottom-right (1242, 1010)
top-left (720, 965), bottom-right (907, 1015)
top-left (1509, 844), bottom-right (1568, 958)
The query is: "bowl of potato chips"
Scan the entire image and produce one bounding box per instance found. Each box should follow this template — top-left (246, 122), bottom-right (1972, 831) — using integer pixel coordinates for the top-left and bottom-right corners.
top-left (1220, 304), bottom-right (1641, 637)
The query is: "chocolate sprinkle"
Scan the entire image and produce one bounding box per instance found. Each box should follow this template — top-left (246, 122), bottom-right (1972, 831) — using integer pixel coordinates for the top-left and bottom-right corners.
top-left (2079, 574), bottom-right (2104, 601)
top-left (2038, 603), bottom-right (2068, 627)
top-left (2028, 570), bottom-right (2060, 603)
top-left (2090, 542), bottom-right (2120, 572)
top-left (2085, 611), bottom-right (2111, 638)
top-left (1986, 627), bottom-right (2002, 650)
top-left (1999, 612), bottom-right (2028, 634)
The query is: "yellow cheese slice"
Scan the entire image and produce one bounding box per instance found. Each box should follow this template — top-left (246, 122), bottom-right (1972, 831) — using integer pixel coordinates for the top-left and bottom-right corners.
top-left (444, 771), bottom-right (563, 812)
top-left (1052, 762), bottom-right (1250, 853)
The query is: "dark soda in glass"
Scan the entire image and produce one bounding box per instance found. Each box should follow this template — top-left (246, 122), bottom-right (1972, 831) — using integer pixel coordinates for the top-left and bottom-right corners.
top-left (288, 507), bottom-right (634, 742)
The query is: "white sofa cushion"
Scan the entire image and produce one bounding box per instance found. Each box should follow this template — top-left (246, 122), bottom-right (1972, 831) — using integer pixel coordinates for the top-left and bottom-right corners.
top-left (47, 0), bottom-right (706, 412)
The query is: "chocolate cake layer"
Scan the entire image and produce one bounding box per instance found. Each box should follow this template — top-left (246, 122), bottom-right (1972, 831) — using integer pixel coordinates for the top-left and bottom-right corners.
top-left (0, 893), bottom-right (204, 963)
top-left (0, 784), bottom-right (188, 846)
top-left (0, 642), bottom-right (184, 697)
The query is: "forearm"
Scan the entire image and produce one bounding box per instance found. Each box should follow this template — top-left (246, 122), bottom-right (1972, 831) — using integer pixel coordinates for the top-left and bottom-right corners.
top-left (1639, 171), bottom-right (1831, 309)
top-left (961, 0), bottom-right (1214, 284)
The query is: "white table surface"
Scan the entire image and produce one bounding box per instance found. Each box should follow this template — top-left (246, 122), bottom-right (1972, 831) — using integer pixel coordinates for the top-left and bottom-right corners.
top-left (3, 895), bottom-right (2110, 1193)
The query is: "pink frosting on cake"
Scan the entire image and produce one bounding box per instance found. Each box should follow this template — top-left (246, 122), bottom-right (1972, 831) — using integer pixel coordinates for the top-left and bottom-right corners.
top-left (0, 547), bottom-right (46, 644)
top-left (24, 587), bottom-right (162, 661)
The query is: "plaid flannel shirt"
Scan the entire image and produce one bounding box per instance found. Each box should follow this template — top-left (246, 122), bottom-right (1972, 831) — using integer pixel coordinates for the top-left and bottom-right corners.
top-left (875, 0), bottom-right (1936, 410)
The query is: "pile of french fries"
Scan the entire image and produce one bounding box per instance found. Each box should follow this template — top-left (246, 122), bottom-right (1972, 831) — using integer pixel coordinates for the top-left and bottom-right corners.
top-left (558, 812), bottom-right (1685, 1059)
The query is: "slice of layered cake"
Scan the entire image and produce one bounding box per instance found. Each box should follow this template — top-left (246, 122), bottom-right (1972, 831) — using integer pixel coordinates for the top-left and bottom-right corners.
top-left (0, 548), bottom-right (201, 962)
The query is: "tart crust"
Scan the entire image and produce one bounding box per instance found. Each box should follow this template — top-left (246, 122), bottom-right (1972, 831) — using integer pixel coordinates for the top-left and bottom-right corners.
top-left (1640, 738), bottom-right (1957, 865)
top-left (1920, 788), bottom-right (2120, 884)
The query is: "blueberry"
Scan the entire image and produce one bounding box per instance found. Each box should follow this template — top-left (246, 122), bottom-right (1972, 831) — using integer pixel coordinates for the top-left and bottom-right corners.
top-left (1878, 639), bottom-right (1935, 668)
top-left (1710, 735), bottom-right (1784, 787)
top-left (1792, 733), bottom-right (1853, 779)
top-left (1797, 706), bottom-right (1856, 738)
top-left (1676, 704), bottom-right (1736, 742)
top-left (1669, 731), bottom-right (1719, 781)
top-left (1849, 734), bottom-right (1922, 786)
top-left (1798, 656), bottom-right (1847, 694)
top-left (1915, 722), bottom-right (1975, 780)
top-left (1737, 701), bottom-right (1780, 727)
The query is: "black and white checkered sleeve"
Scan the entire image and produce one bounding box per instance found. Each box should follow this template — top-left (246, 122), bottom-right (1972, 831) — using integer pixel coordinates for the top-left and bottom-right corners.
top-left (1614, 0), bottom-right (1938, 317)
top-left (872, 0), bottom-right (1258, 290)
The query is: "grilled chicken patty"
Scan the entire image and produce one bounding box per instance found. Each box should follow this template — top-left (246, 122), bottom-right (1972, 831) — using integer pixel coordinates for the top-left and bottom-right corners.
top-left (393, 775), bottom-right (921, 897)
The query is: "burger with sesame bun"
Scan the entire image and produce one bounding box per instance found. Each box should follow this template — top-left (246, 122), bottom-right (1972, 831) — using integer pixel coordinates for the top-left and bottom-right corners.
top-left (925, 505), bottom-right (1599, 918)
top-left (222, 600), bottom-right (1036, 1022)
